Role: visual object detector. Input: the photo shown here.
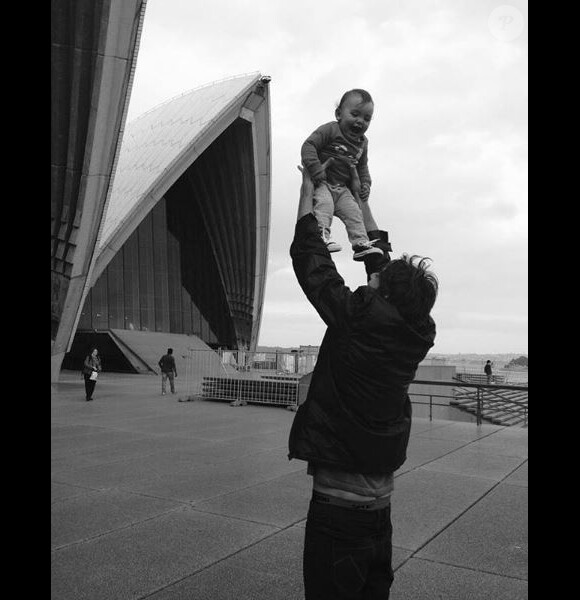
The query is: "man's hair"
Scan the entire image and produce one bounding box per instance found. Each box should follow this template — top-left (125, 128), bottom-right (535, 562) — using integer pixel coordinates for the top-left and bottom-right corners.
top-left (338, 88), bottom-right (373, 108)
top-left (167, 348), bottom-right (173, 354)
top-left (379, 254), bottom-right (438, 325)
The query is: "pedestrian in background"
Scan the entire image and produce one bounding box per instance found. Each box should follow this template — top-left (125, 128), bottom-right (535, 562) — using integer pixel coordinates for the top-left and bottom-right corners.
top-left (158, 348), bottom-right (177, 395)
top-left (82, 347), bottom-right (102, 401)
top-left (484, 360), bottom-right (493, 384)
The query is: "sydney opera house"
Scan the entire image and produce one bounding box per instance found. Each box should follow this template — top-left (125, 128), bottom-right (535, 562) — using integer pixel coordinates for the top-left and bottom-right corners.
top-left (51, 1), bottom-right (271, 380)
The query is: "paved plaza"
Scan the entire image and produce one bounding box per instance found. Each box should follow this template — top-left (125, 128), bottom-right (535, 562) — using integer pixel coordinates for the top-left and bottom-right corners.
top-left (51, 371), bottom-right (528, 600)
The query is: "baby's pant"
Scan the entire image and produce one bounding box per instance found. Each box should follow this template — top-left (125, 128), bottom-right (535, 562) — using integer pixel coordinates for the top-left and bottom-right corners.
top-left (313, 183), bottom-right (369, 248)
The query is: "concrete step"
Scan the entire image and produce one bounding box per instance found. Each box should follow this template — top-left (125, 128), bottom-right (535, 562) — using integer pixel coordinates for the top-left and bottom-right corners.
top-left (110, 329), bottom-right (216, 376)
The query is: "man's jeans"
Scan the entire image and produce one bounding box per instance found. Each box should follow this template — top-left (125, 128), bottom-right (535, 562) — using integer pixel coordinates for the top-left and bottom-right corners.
top-left (161, 371), bottom-right (175, 393)
top-left (303, 498), bottom-right (394, 599)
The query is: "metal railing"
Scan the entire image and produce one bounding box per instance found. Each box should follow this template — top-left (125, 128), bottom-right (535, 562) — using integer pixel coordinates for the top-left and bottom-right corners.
top-left (181, 349), bottom-right (528, 426)
top-left (411, 379), bottom-right (528, 427)
top-left (453, 367), bottom-right (528, 386)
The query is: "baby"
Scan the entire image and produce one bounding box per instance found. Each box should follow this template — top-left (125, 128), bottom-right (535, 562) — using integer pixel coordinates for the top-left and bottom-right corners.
top-left (301, 88), bottom-right (383, 261)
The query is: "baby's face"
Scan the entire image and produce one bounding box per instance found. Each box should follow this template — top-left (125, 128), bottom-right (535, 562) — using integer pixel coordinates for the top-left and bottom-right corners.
top-left (336, 94), bottom-right (374, 141)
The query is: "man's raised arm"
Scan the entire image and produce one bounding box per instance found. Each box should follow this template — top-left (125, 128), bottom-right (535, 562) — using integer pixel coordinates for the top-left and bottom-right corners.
top-left (296, 165), bottom-right (315, 220)
top-left (296, 158), bottom-right (334, 221)
top-left (290, 161), bottom-right (353, 330)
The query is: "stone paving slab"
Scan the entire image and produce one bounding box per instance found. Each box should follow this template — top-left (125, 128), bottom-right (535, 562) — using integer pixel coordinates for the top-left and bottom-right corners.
top-left (416, 482), bottom-right (528, 580)
top-left (391, 469), bottom-right (497, 551)
top-left (397, 436), bottom-right (467, 474)
top-left (146, 563), bottom-right (286, 600)
top-left (51, 436), bottom-right (219, 474)
top-left (390, 558), bottom-right (528, 600)
top-left (468, 426), bottom-right (528, 458)
top-left (419, 446), bottom-right (525, 481)
top-left (146, 526), bottom-right (306, 600)
top-left (191, 469), bottom-right (311, 527)
top-left (52, 451), bottom-right (202, 490)
top-left (51, 488), bottom-right (183, 549)
top-left (51, 481), bottom-right (99, 504)
top-left (116, 450), bottom-right (305, 504)
top-left (51, 423), bottom-right (112, 438)
top-left (51, 508), bottom-right (277, 600)
top-left (412, 420), bottom-right (504, 442)
top-left (51, 429), bottom-right (150, 457)
top-left (503, 460), bottom-right (528, 487)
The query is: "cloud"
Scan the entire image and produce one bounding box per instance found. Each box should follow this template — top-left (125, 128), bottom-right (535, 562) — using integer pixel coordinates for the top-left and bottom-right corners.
top-left (127, 0), bottom-right (528, 353)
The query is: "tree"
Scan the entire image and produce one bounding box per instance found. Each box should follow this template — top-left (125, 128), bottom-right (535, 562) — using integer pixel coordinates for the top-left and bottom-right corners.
top-left (505, 355), bottom-right (528, 368)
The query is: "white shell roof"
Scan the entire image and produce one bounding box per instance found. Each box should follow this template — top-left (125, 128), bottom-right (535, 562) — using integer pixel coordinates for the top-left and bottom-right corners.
top-left (99, 72), bottom-right (262, 251)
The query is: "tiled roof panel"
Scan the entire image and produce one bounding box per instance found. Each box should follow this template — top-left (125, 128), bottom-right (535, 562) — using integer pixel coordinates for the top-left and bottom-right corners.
top-left (99, 73), bottom-right (261, 249)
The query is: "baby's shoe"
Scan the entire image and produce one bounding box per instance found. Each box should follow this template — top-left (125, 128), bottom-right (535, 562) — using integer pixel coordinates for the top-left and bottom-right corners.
top-left (353, 240), bottom-right (384, 262)
top-left (321, 232), bottom-right (342, 253)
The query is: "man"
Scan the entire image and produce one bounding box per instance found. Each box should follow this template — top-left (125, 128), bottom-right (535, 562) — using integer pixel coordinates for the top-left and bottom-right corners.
top-left (484, 360), bottom-right (493, 384)
top-left (158, 348), bottom-right (177, 395)
top-left (288, 165), bottom-right (438, 599)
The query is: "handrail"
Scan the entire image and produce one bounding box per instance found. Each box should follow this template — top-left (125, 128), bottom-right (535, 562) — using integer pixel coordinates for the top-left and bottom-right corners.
top-left (183, 349), bottom-right (528, 426)
top-left (412, 378), bottom-right (528, 391)
top-left (409, 378), bottom-right (528, 426)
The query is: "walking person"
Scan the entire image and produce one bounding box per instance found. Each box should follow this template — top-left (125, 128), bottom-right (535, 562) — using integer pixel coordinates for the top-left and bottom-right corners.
top-left (158, 348), bottom-right (177, 395)
top-left (82, 347), bottom-right (102, 401)
top-left (288, 165), bottom-right (438, 599)
top-left (484, 360), bottom-right (493, 384)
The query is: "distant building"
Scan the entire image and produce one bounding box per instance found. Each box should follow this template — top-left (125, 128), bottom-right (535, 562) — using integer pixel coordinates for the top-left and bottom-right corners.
top-left (64, 74), bottom-right (272, 374)
top-left (79, 73), bottom-right (271, 341)
top-left (51, 0), bottom-right (147, 381)
top-left (52, 4), bottom-right (272, 379)
top-left (299, 345), bottom-right (320, 354)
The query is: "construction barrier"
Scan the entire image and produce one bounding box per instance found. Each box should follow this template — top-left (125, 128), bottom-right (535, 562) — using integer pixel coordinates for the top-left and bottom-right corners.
top-left (181, 348), bottom-right (318, 406)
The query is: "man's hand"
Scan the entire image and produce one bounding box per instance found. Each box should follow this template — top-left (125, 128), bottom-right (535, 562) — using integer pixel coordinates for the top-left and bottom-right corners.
top-left (297, 159), bottom-right (334, 220)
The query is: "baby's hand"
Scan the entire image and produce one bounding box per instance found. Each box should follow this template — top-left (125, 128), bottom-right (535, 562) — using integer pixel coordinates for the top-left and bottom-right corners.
top-left (349, 164), bottom-right (361, 197)
top-left (359, 183), bottom-right (371, 202)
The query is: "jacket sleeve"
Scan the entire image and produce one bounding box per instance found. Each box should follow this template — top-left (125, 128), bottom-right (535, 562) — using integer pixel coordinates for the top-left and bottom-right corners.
top-left (301, 123), bottom-right (334, 181)
top-left (290, 213), bottom-right (353, 329)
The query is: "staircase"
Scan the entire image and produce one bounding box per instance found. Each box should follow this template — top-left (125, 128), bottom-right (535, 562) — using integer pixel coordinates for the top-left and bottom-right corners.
top-left (450, 378), bottom-right (528, 427)
top-left (109, 330), bottom-right (215, 376)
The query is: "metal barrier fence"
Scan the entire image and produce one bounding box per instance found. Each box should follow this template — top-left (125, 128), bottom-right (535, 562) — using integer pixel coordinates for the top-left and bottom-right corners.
top-left (182, 349), bottom-right (317, 406)
top-left (181, 349), bottom-right (528, 426)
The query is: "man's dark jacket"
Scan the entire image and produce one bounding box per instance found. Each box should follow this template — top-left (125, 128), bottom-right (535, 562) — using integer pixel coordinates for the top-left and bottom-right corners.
top-left (288, 214), bottom-right (436, 475)
top-left (158, 354), bottom-right (176, 374)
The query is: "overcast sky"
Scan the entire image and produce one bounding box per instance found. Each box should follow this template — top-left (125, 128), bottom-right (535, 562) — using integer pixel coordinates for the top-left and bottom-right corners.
top-left (126, 0), bottom-right (528, 355)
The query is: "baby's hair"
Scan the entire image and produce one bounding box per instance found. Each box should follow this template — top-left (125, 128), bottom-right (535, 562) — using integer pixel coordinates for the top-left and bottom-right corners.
top-left (337, 88), bottom-right (373, 109)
